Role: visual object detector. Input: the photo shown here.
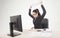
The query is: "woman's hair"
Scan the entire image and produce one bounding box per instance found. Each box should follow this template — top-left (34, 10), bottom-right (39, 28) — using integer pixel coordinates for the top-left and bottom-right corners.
top-left (33, 9), bottom-right (41, 16)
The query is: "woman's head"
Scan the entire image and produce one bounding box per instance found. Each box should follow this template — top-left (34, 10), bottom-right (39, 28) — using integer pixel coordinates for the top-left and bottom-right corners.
top-left (32, 9), bottom-right (40, 18)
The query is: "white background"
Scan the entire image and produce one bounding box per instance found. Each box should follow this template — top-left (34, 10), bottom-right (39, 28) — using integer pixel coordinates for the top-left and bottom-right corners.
top-left (0, 0), bottom-right (60, 37)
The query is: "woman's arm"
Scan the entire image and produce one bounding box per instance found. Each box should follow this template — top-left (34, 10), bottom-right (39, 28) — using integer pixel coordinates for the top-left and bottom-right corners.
top-left (29, 6), bottom-right (34, 18)
top-left (41, 4), bottom-right (46, 18)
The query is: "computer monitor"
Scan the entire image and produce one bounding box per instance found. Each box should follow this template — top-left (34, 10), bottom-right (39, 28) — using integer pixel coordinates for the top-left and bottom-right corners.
top-left (10, 15), bottom-right (23, 32)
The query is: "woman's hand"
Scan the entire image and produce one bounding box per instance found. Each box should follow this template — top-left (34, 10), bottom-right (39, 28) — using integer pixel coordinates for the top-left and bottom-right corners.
top-left (40, 1), bottom-right (43, 5)
top-left (29, 5), bottom-right (32, 9)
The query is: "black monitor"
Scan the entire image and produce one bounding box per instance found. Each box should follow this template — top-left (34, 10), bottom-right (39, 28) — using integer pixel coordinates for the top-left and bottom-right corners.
top-left (10, 15), bottom-right (23, 32)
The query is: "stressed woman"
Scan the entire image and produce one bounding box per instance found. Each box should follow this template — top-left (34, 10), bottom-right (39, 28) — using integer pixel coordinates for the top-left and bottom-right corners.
top-left (29, 2), bottom-right (48, 31)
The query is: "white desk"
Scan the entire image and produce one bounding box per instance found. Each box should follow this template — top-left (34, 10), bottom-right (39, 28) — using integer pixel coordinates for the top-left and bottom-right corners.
top-left (0, 29), bottom-right (52, 38)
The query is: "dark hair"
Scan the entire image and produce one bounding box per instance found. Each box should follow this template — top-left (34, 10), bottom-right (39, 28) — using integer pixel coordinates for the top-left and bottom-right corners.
top-left (33, 9), bottom-right (41, 16)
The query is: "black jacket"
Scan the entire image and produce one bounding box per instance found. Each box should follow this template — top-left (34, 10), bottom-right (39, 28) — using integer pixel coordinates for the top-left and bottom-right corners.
top-left (29, 5), bottom-right (46, 28)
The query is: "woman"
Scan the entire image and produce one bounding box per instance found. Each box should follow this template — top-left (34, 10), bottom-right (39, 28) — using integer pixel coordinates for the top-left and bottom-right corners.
top-left (29, 2), bottom-right (48, 31)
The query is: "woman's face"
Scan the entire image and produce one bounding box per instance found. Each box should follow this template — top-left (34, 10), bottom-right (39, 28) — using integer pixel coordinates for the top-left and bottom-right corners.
top-left (32, 12), bottom-right (38, 18)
